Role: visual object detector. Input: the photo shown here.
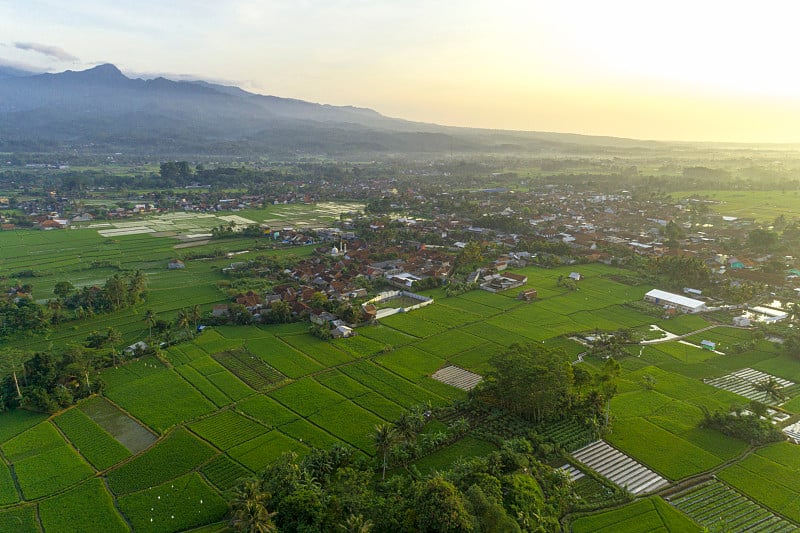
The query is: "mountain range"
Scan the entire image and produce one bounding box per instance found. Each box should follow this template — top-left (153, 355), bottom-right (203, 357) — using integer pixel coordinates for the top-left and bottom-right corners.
top-left (0, 63), bottom-right (661, 157)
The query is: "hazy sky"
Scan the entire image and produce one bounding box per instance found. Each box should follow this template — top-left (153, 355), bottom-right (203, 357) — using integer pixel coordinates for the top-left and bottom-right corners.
top-left (2, 0), bottom-right (800, 143)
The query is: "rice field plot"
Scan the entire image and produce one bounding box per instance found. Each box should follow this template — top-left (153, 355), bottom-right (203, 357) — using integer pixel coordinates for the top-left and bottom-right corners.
top-left (357, 324), bottom-right (417, 348)
top-left (269, 378), bottom-right (347, 417)
top-left (448, 342), bottom-right (503, 374)
top-left (648, 341), bottom-right (718, 364)
top-left (655, 314), bottom-right (711, 335)
top-left (236, 395), bottom-right (298, 428)
top-left (462, 321), bottom-right (523, 347)
top-left (331, 334), bottom-right (385, 358)
top-left (79, 396), bottom-right (157, 454)
top-left (412, 437), bottom-right (496, 474)
top-left (434, 297), bottom-right (500, 318)
top-left (104, 367), bottom-right (217, 434)
top-left (568, 309), bottom-right (631, 332)
top-left (192, 328), bottom-right (227, 348)
top-left (279, 333), bottom-right (354, 367)
top-left (670, 479), bottom-right (795, 532)
top-left (309, 401), bottom-right (385, 452)
top-left (340, 361), bottom-right (448, 407)
top-left (314, 369), bottom-right (373, 398)
top-left (197, 336), bottom-right (244, 355)
top-left (228, 430), bottom-right (308, 471)
top-left (0, 462), bottom-right (18, 505)
top-left (53, 407), bottom-right (131, 470)
top-left (412, 304), bottom-right (481, 329)
top-left (379, 312), bottom-right (446, 338)
top-left (718, 443), bottom-right (800, 522)
top-left (458, 288), bottom-right (524, 310)
top-left (100, 355), bottom-right (166, 389)
top-left (212, 349), bottom-right (285, 391)
top-left (201, 454), bottom-right (252, 491)
top-left (0, 506), bottom-right (38, 532)
top-left (189, 410), bottom-right (268, 451)
top-left (484, 313), bottom-right (569, 342)
top-left (117, 472), bottom-right (228, 533)
top-left (626, 366), bottom-right (742, 411)
top-left (750, 352), bottom-right (800, 384)
top-left (106, 428), bottom-right (217, 495)
top-left (246, 336), bottom-right (324, 378)
top-left (592, 305), bottom-right (654, 328)
top-left (352, 391), bottom-right (406, 421)
top-left (572, 440), bottom-right (669, 494)
top-left (1, 422), bottom-right (94, 500)
top-left (572, 496), bottom-right (701, 533)
top-left (39, 478), bottom-right (128, 533)
top-left (189, 356), bottom-right (254, 402)
top-left (376, 346), bottom-right (445, 382)
top-left (279, 419), bottom-right (341, 451)
top-left (606, 418), bottom-right (728, 480)
top-left (415, 329), bottom-right (487, 359)
top-left (175, 365), bottom-right (233, 407)
top-left (418, 377), bottom-right (469, 401)
top-left (0, 409), bottom-right (46, 442)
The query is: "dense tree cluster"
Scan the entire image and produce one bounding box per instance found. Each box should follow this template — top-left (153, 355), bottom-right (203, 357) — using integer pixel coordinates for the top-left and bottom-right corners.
top-left (700, 406), bottom-right (784, 446)
top-left (477, 343), bottom-right (620, 427)
top-left (228, 438), bottom-right (574, 533)
top-left (0, 345), bottom-right (110, 413)
top-left (60, 271), bottom-right (146, 316)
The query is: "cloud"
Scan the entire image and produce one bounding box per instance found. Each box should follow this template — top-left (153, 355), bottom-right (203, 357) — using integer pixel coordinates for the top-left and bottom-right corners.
top-left (14, 42), bottom-right (79, 62)
top-left (0, 56), bottom-right (43, 73)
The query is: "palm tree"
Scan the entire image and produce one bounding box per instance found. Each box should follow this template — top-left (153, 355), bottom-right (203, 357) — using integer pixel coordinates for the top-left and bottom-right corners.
top-left (0, 349), bottom-right (26, 399)
top-left (373, 423), bottom-right (397, 480)
top-left (394, 412), bottom-right (418, 442)
top-left (176, 309), bottom-right (191, 336)
top-left (105, 327), bottom-right (122, 366)
top-left (189, 304), bottom-right (202, 331)
top-left (337, 514), bottom-right (373, 533)
top-left (143, 309), bottom-right (156, 340)
top-left (229, 479), bottom-right (276, 533)
top-left (753, 377), bottom-right (785, 405)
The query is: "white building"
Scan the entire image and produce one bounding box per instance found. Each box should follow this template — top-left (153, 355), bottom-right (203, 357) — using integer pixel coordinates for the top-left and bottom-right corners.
top-left (644, 289), bottom-right (707, 313)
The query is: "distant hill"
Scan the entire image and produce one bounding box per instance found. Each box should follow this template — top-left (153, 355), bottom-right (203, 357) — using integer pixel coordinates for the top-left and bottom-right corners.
top-left (0, 63), bottom-right (663, 156)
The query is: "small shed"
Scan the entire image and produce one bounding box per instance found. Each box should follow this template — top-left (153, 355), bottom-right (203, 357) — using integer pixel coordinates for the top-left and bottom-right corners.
top-left (123, 341), bottom-right (149, 356)
top-left (700, 340), bottom-right (716, 351)
top-left (331, 325), bottom-right (354, 338)
top-left (168, 259), bottom-right (185, 269)
top-left (518, 288), bottom-right (538, 301)
top-left (569, 272), bottom-right (582, 281)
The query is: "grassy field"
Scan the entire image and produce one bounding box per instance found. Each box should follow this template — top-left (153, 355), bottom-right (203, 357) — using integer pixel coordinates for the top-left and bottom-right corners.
top-left (2, 254), bottom-right (800, 529)
top-left (571, 496), bottom-right (702, 532)
top-left (671, 189), bottom-right (800, 222)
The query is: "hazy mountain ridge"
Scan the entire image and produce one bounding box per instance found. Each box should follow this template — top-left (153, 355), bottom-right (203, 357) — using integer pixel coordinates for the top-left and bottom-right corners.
top-left (0, 63), bottom-right (665, 156)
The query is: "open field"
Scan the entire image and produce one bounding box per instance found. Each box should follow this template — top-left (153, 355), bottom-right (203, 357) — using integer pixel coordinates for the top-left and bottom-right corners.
top-left (671, 190), bottom-right (800, 222)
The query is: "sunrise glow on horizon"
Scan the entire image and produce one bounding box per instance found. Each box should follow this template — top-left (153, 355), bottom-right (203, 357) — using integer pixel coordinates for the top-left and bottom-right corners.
top-left (3, 0), bottom-right (800, 143)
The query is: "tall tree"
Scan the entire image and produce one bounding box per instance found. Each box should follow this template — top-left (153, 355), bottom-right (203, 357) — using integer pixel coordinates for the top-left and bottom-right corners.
top-left (144, 309), bottom-right (156, 340)
top-left (753, 377), bottom-right (785, 405)
top-left (373, 423), bottom-right (397, 480)
top-left (229, 479), bottom-right (276, 533)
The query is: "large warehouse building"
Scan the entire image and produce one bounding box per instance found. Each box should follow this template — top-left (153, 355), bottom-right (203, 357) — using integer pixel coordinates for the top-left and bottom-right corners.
top-left (644, 289), bottom-right (707, 314)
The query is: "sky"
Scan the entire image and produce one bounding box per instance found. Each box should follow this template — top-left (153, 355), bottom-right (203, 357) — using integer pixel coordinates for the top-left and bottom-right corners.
top-left (2, 0), bottom-right (800, 143)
